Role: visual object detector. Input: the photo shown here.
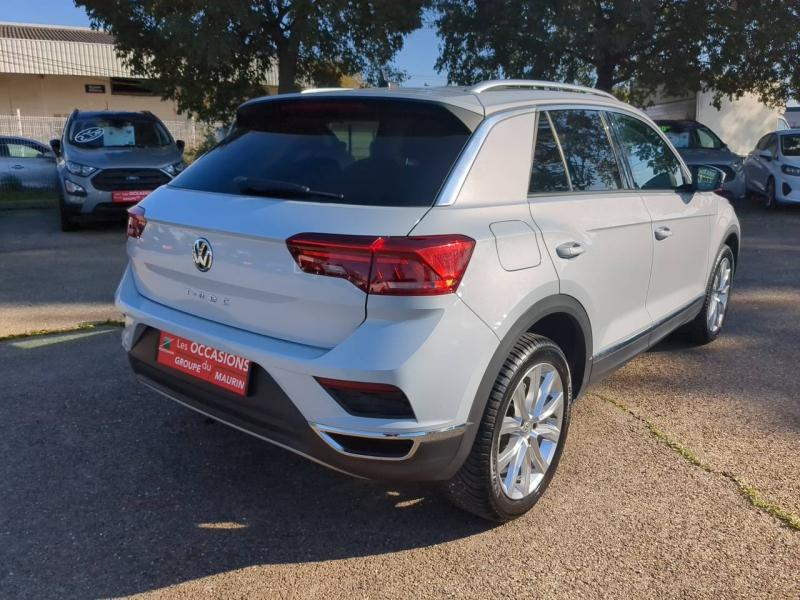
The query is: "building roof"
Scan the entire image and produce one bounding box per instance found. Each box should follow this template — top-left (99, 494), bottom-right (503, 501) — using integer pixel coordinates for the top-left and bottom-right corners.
top-left (0, 22), bottom-right (113, 44)
top-left (0, 22), bottom-right (278, 85)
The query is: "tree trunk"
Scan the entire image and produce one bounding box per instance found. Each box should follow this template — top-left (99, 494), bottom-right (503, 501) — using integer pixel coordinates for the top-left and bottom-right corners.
top-left (595, 60), bottom-right (616, 92)
top-left (277, 40), bottom-right (300, 94)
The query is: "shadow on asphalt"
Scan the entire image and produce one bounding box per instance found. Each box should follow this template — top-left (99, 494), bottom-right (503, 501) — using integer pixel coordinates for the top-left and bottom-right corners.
top-left (0, 332), bottom-right (492, 598)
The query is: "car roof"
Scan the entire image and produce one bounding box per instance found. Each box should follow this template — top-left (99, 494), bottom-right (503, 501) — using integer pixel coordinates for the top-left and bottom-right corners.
top-left (241, 80), bottom-right (640, 120)
top-left (778, 128), bottom-right (800, 135)
top-left (71, 110), bottom-right (159, 121)
top-left (0, 135), bottom-right (46, 145)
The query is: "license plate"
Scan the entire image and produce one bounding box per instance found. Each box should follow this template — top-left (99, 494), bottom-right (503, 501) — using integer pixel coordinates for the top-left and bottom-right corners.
top-left (156, 331), bottom-right (251, 396)
top-left (112, 190), bottom-right (150, 203)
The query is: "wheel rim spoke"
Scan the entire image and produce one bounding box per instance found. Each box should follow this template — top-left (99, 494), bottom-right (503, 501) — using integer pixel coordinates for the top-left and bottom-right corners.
top-left (528, 440), bottom-right (549, 474)
top-left (534, 422), bottom-right (561, 442)
top-left (524, 365), bottom-right (543, 417)
top-left (538, 391), bottom-right (564, 422)
top-left (504, 440), bottom-right (528, 493)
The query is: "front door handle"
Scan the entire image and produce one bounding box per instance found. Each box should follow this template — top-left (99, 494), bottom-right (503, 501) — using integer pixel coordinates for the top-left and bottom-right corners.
top-left (11, 164), bottom-right (25, 170)
top-left (556, 241), bottom-right (585, 259)
top-left (654, 226), bottom-right (673, 241)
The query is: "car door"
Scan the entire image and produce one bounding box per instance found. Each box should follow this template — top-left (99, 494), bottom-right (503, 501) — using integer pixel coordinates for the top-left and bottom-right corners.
top-left (748, 134), bottom-right (776, 193)
top-left (528, 108), bottom-right (654, 364)
top-left (4, 139), bottom-right (57, 190)
top-left (608, 111), bottom-right (714, 327)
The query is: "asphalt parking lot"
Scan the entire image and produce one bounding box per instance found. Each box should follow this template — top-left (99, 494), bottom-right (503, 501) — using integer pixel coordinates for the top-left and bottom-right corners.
top-left (1, 202), bottom-right (798, 599)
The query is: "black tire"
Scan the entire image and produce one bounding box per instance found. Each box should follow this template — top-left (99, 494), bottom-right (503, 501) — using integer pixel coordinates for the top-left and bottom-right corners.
top-left (443, 333), bottom-right (572, 522)
top-left (684, 245), bottom-right (735, 345)
top-left (59, 195), bottom-right (79, 232)
top-left (764, 177), bottom-right (776, 209)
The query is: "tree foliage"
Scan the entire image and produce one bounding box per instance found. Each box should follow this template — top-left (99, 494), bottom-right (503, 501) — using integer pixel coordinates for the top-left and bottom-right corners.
top-left (78, 0), bottom-right (425, 122)
top-left (433, 1), bottom-right (800, 107)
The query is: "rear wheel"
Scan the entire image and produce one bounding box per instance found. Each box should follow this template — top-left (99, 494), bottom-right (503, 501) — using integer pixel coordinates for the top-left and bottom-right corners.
top-left (685, 245), bottom-right (734, 345)
top-left (444, 334), bottom-right (572, 522)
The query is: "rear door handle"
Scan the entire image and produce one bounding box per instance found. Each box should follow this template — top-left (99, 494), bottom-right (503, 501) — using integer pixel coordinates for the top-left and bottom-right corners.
top-left (654, 226), bottom-right (673, 241)
top-left (556, 242), bottom-right (585, 259)
top-left (11, 164), bottom-right (25, 170)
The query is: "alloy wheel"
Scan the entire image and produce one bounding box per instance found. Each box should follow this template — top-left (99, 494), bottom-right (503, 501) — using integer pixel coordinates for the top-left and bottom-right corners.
top-left (495, 362), bottom-right (565, 500)
top-left (707, 257), bottom-right (732, 333)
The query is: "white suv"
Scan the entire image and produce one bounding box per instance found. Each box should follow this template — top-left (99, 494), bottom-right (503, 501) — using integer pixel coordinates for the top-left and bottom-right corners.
top-left (116, 80), bottom-right (740, 521)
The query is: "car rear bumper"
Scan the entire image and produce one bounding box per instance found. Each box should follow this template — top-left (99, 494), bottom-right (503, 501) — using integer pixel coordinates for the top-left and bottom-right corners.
top-left (115, 265), bottom-right (498, 481)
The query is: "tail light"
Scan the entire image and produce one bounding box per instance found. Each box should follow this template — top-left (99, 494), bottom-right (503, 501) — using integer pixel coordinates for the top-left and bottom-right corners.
top-left (286, 233), bottom-right (475, 296)
top-left (127, 205), bottom-right (147, 239)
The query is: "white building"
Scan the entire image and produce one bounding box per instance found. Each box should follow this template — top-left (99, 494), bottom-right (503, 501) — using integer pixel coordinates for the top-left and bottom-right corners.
top-left (0, 22), bottom-right (279, 146)
top-left (644, 90), bottom-right (788, 155)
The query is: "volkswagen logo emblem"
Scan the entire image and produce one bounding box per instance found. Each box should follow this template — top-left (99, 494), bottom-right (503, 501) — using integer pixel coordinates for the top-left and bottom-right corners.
top-left (192, 238), bottom-right (213, 272)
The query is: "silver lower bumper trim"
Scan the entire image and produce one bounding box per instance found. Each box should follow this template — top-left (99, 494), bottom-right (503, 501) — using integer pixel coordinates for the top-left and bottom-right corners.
top-left (309, 422), bottom-right (467, 462)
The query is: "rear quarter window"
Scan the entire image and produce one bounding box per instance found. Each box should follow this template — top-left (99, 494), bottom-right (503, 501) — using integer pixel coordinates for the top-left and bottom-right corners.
top-left (171, 98), bottom-right (474, 207)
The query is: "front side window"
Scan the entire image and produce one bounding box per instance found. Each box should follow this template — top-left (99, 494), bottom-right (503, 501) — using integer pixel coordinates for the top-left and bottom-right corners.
top-left (69, 116), bottom-right (172, 148)
top-left (780, 134), bottom-right (800, 156)
top-left (4, 140), bottom-right (49, 159)
top-left (611, 113), bottom-right (687, 190)
top-left (548, 109), bottom-right (623, 191)
top-left (529, 112), bottom-right (570, 193)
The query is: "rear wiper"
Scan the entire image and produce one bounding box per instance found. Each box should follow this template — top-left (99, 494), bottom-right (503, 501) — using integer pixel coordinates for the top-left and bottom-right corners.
top-left (235, 177), bottom-right (344, 200)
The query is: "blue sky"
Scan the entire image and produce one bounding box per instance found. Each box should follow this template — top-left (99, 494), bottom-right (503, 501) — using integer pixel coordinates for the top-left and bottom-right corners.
top-left (1, 0), bottom-right (447, 87)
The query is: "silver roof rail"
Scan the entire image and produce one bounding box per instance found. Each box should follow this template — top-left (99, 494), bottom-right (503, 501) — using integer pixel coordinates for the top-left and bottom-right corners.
top-left (470, 79), bottom-right (616, 100)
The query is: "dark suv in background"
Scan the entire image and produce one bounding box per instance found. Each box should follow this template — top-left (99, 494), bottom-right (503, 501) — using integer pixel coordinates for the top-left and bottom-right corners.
top-left (51, 110), bottom-right (186, 231)
top-left (656, 119), bottom-right (746, 200)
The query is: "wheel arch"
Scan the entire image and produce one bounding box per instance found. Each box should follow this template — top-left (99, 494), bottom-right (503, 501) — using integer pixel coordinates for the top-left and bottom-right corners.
top-left (441, 294), bottom-right (592, 480)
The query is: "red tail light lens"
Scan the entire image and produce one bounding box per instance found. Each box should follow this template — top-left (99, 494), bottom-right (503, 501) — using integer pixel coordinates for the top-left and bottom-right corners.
top-left (126, 205), bottom-right (147, 239)
top-left (286, 233), bottom-right (475, 296)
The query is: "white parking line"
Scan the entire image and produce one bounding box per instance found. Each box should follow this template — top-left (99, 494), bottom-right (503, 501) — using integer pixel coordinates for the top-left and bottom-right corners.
top-left (10, 327), bottom-right (117, 349)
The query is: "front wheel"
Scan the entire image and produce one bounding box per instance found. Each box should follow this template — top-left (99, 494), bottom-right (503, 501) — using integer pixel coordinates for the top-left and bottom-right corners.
top-left (444, 334), bottom-right (572, 522)
top-left (764, 177), bottom-right (777, 209)
top-left (685, 245), bottom-right (734, 345)
top-left (58, 195), bottom-right (79, 232)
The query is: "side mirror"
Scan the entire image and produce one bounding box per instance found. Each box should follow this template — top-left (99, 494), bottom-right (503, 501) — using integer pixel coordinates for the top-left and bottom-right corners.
top-left (49, 139), bottom-right (61, 155)
top-left (176, 139), bottom-right (185, 153)
top-left (758, 150), bottom-right (773, 161)
top-left (691, 165), bottom-right (726, 192)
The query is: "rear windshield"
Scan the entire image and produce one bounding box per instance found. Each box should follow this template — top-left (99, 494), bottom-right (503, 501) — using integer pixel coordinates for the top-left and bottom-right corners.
top-left (69, 116), bottom-right (172, 148)
top-left (170, 98), bottom-right (474, 207)
top-left (781, 134), bottom-right (800, 156)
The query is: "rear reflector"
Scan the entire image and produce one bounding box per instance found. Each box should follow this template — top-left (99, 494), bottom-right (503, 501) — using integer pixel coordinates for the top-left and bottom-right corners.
top-left (286, 233), bottom-right (475, 296)
top-left (127, 205), bottom-right (147, 239)
top-left (316, 377), bottom-right (416, 419)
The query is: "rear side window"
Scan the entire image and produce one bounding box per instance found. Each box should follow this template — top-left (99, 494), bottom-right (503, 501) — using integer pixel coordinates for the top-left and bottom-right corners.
top-left (171, 98), bottom-right (473, 207)
top-left (611, 113), bottom-right (687, 190)
top-left (529, 113), bottom-right (570, 193)
top-left (548, 110), bottom-right (623, 191)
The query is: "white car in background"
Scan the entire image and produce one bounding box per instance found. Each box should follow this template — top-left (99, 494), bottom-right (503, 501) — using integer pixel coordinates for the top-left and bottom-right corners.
top-left (116, 81), bottom-right (740, 521)
top-left (743, 129), bottom-right (800, 208)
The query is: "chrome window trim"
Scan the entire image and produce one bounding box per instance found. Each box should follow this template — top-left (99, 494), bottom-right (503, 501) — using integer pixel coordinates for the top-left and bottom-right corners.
top-left (435, 106), bottom-right (537, 206)
top-left (310, 422), bottom-right (467, 462)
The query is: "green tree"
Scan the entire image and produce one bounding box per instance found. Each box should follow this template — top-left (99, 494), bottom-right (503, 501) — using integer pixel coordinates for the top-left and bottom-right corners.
top-left (78, 0), bottom-right (426, 122)
top-left (433, 0), bottom-right (800, 107)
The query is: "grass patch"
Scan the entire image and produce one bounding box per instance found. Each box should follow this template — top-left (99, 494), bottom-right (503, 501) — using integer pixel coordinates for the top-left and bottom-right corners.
top-left (0, 189), bottom-right (58, 203)
top-left (594, 392), bottom-right (800, 532)
top-left (0, 319), bottom-right (124, 342)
